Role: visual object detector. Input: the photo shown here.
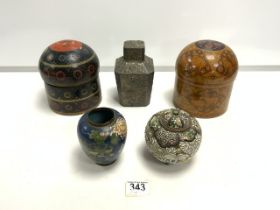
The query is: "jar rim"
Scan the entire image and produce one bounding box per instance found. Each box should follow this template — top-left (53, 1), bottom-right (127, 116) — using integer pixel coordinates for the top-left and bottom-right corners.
top-left (88, 107), bottom-right (115, 127)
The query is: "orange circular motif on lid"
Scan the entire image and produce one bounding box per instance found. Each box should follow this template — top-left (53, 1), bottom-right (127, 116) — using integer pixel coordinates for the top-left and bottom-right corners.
top-left (50, 40), bottom-right (82, 52)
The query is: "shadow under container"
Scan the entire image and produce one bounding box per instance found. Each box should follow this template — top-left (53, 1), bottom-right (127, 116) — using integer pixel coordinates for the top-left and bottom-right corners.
top-left (173, 40), bottom-right (238, 118)
top-left (39, 40), bottom-right (101, 115)
top-left (77, 107), bottom-right (127, 166)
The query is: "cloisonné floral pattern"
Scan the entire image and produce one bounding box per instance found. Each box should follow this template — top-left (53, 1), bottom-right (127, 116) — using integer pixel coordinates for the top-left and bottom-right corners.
top-left (78, 108), bottom-right (127, 165)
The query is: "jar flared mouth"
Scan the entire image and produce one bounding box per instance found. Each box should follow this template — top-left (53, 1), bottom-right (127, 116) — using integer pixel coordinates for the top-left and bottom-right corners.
top-left (88, 107), bottom-right (115, 127)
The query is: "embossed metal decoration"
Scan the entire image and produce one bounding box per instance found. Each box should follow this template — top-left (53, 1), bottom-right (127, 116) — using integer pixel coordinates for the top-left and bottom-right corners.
top-left (145, 108), bottom-right (202, 164)
top-left (39, 40), bottom-right (101, 114)
top-left (77, 107), bottom-right (127, 166)
top-left (115, 40), bottom-right (154, 106)
top-left (173, 40), bottom-right (238, 118)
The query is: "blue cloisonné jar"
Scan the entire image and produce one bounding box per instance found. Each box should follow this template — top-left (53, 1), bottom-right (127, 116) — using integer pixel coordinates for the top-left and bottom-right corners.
top-left (77, 107), bottom-right (127, 166)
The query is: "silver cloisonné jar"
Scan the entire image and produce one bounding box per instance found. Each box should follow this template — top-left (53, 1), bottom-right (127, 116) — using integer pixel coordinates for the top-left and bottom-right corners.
top-left (145, 108), bottom-right (202, 164)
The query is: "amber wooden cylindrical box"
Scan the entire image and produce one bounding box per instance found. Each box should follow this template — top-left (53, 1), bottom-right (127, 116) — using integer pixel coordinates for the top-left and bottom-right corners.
top-left (39, 40), bottom-right (101, 115)
top-left (173, 40), bottom-right (238, 118)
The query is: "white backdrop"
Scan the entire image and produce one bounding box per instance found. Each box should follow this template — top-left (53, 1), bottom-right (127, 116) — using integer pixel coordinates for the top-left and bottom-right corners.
top-left (0, 0), bottom-right (279, 67)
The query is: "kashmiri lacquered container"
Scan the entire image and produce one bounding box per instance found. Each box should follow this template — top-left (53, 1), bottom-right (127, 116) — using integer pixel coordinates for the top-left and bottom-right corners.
top-left (77, 107), bottom-right (127, 166)
top-left (173, 40), bottom-right (238, 118)
top-left (39, 40), bottom-right (101, 114)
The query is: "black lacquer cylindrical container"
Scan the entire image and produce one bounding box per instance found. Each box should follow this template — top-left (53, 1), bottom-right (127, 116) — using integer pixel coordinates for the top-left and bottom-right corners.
top-left (39, 40), bottom-right (101, 115)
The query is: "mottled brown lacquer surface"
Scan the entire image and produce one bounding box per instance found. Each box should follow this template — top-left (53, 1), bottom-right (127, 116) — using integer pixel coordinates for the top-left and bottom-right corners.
top-left (173, 40), bottom-right (238, 118)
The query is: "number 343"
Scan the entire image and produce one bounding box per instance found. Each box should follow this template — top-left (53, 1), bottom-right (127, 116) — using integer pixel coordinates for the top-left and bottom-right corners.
top-left (130, 183), bottom-right (146, 191)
